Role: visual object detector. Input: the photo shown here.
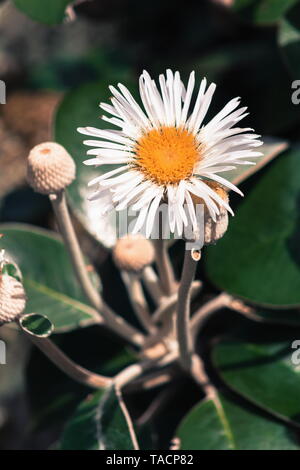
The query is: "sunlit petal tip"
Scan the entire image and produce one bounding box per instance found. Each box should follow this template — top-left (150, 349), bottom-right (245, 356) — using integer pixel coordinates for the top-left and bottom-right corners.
top-left (77, 127), bottom-right (87, 134)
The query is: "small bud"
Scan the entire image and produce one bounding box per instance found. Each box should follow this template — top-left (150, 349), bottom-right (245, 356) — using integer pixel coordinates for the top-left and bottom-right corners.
top-left (204, 205), bottom-right (228, 245)
top-left (191, 182), bottom-right (229, 246)
top-left (27, 142), bottom-right (76, 195)
top-left (113, 234), bottom-right (155, 273)
top-left (0, 274), bottom-right (26, 325)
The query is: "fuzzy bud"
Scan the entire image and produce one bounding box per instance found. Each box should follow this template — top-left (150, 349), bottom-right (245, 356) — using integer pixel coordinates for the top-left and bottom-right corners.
top-left (27, 142), bottom-right (76, 195)
top-left (113, 234), bottom-right (155, 273)
top-left (204, 204), bottom-right (229, 245)
top-left (0, 274), bottom-right (26, 325)
top-left (191, 182), bottom-right (229, 246)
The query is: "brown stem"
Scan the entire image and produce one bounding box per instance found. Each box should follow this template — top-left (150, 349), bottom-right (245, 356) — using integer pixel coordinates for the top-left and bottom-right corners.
top-left (152, 281), bottom-right (202, 324)
top-left (141, 266), bottom-right (164, 305)
top-left (50, 191), bottom-right (102, 311)
top-left (27, 334), bottom-right (112, 389)
top-left (190, 353), bottom-right (217, 399)
top-left (114, 384), bottom-right (139, 450)
top-left (122, 272), bottom-right (156, 334)
top-left (125, 366), bottom-right (176, 393)
top-left (154, 240), bottom-right (176, 296)
top-left (136, 387), bottom-right (174, 426)
top-left (176, 248), bottom-right (199, 372)
top-left (191, 292), bottom-right (232, 339)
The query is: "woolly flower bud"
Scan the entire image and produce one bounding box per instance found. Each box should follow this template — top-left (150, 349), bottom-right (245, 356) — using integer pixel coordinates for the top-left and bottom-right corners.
top-left (204, 204), bottom-right (228, 245)
top-left (0, 274), bottom-right (26, 325)
top-left (27, 142), bottom-right (76, 195)
top-left (113, 234), bottom-right (155, 273)
top-left (192, 182), bottom-right (229, 246)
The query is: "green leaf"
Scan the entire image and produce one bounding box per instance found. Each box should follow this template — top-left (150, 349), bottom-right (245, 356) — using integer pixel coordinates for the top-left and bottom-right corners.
top-left (0, 224), bottom-right (100, 332)
top-left (60, 387), bottom-right (135, 450)
top-left (213, 341), bottom-right (300, 424)
top-left (55, 80), bottom-right (136, 249)
top-left (278, 14), bottom-right (300, 79)
top-left (19, 313), bottom-right (54, 338)
top-left (177, 392), bottom-right (300, 450)
top-left (205, 147), bottom-right (300, 307)
top-left (13, 0), bottom-right (71, 25)
top-left (233, 0), bottom-right (298, 25)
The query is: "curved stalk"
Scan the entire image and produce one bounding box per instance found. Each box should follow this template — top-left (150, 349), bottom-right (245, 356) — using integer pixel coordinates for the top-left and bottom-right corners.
top-left (121, 271), bottom-right (156, 334)
top-left (153, 280), bottom-right (202, 324)
top-left (26, 333), bottom-right (112, 389)
top-left (50, 191), bottom-right (145, 348)
top-left (176, 247), bottom-right (199, 372)
top-left (141, 266), bottom-right (164, 305)
top-left (50, 191), bottom-right (102, 311)
top-left (154, 240), bottom-right (176, 296)
top-left (191, 292), bottom-right (232, 339)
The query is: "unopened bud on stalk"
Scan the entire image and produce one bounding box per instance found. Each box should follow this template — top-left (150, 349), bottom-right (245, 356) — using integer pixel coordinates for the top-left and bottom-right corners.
top-left (113, 234), bottom-right (155, 273)
top-left (0, 273), bottom-right (26, 325)
top-left (27, 142), bottom-right (76, 195)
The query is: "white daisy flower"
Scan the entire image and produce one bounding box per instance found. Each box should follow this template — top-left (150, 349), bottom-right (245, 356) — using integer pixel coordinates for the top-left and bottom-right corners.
top-left (78, 70), bottom-right (262, 238)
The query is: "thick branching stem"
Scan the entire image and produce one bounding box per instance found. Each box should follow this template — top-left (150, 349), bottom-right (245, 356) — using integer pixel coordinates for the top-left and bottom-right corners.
top-left (176, 248), bottom-right (199, 372)
top-left (26, 333), bottom-right (112, 389)
top-left (154, 239), bottom-right (176, 296)
top-left (50, 191), bottom-right (145, 348)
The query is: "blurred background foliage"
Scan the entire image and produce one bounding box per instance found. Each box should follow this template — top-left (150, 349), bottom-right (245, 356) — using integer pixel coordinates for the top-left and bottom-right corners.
top-left (1, 0), bottom-right (300, 450)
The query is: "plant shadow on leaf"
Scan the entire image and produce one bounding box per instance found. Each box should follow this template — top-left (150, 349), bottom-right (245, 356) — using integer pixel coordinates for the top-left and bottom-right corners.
top-left (201, 312), bottom-right (300, 430)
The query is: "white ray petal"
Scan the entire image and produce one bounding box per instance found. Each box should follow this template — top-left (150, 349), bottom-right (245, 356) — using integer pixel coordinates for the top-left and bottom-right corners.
top-left (83, 140), bottom-right (134, 151)
top-left (115, 181), bottom-right (151, 210)
top-left (100, 170), bottom-right (142, 188)
top-left (132, 203), bottom-right (150, 234)
top-left (146, 192), bottom-right (163, 238)
top-left (101, 115), bottom-right (125, 128)
top-left (180, 71), bottom-right (195, 125)
top-left (78, 127), bottom-right (134, 145)
top-left (190, 178), bottom-right (234, 216)
top-left (159, 74), bottom-right (172, 125)
top-left (86, 148), bottom-right (134, 158)
top-left (187, 77), bottom-right (207, 132)
top-left (204, 97), bottom-right (241, 132)
top-left (117, 83), bottom-right (151, 128)
top-left (88, 166), bottom-right (127, 186)
top-left (139, 75), bottom-right (159, 127)
top-left (202, 172), bottom-right (243, 196)
top-left (99, 102), bottom-right (121, 118)
top-left (174, 71), bottom-right (183, 127)
top-left (185, 190), bottom-right (197, 232)
top-left (186, 181), bottom-right (220, 220)
top-left (191, 83), bottom-right (217, 134)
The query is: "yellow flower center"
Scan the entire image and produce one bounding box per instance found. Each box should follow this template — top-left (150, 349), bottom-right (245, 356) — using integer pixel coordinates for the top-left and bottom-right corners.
top-left (134, 126), bottom-right (202, 185)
